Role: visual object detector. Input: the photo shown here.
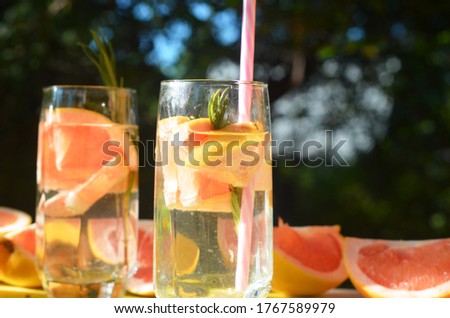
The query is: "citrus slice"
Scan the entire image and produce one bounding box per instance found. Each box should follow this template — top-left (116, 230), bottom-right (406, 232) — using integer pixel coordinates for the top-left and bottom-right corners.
top-left (126, 219), bottom-right (154, 296)
top-left (38, 108), bottom-right (136, 189)
top-left (87, 217), bottom-right (137, 265)
top-left (217, 218), bottom-right (238, 268)
top-left (182, 118), bottom-right (267, 187)
top-left (0, 224), bottom-right (41, 288)
top-left (43, 218), bottom-right (81, 248)
top-left (175, 233), bottom-right (200, 276)
top-left (37, 108), bottom-right (137, 217)
top-left (272, 220), bottom-right (348, 296)
top-left (344, 237), bottom-right (450, 298)
top-left (0, 207), bottom-right (32, 236)
top-left (157, 116), bottom-right (270, 212)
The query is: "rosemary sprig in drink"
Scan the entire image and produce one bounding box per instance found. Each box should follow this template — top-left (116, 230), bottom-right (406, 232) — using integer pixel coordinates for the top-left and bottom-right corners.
top-left (208, 87), bottom-right (230, 130)
top-left (207, 87), bottom-right (242, 233)
top-left (78, 30), bottom-right (134, 290)
top-left (78, 29), bottom-right (124, 87)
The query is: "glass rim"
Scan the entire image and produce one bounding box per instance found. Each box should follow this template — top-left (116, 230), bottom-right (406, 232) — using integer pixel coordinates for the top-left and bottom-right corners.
top-left (161, 79), bottom-right (267, 87)
top-left (42, 85), bottom-right (136, 93)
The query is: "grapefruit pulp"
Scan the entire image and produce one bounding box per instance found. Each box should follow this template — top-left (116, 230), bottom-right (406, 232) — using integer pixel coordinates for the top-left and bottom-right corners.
top-left (87, 217), bottom-right (137, 266)
top-left (344, 237), bottom-right (450, 297)
top-left (272, 221), bottom-right (348, 296)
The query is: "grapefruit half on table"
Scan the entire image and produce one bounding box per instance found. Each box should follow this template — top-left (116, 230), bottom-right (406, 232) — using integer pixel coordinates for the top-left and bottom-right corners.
top-left (344, 237), bottom-right (450, 298)
top-left (272, 221), bottom-right (348, 296)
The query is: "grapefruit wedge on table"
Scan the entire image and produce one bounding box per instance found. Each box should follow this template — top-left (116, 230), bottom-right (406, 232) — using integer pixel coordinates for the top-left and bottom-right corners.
top-left (271, 221), bottom-right (348, 296)
top-left (37, 108), bottom-right (137, 217)
top-left (344, 237), bottom-right (450, 298)
top-left (0, 224), bottom-right (41, 288)
top-left (0, 207), bottom-right (32, 236)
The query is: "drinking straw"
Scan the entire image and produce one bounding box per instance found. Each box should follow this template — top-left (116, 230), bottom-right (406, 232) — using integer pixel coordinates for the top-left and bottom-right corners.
top-left (236, 0), bottom-right (257, 292)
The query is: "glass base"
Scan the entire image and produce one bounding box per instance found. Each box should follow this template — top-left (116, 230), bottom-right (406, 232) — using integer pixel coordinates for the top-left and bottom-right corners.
top-left (42, 280), bottom-right (125, 298)
top-left (155, 279), bottom-right (272, 298)
top-left (243, 279), bottom-right (272, 298)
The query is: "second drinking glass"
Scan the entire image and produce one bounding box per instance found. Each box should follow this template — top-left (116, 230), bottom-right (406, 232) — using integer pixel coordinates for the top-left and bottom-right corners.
top-left (154, 80), bottom-right (273, 298)
top-left (36, 85), bottom-right (139, 297)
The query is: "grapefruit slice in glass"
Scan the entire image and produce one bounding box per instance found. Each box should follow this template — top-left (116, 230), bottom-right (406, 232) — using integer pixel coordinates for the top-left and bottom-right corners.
top-left (344, 237), bottom-right (450, 297)
top-left (37, 108), bottom-right (137, 217)
top-left (272, 221), bottom-right (348, 296)
top-left (0, 207), bottom-right (31, 236)
top-left (126, 219), bottom-right (154, 296)
top-left (87, 217), bottom-right (137, 266)
top-left (157, 116), bottom-right (270, 212)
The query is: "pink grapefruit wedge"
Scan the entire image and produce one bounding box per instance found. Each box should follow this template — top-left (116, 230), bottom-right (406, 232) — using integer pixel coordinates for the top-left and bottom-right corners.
top-left (272, 221), bottom-right (347, 296)
top-left (0, 207), bottom-right (31, 236)
top-left (0, 224), bottom-right (41, 288)
top-left (344, 237), bottom-right (450, 298)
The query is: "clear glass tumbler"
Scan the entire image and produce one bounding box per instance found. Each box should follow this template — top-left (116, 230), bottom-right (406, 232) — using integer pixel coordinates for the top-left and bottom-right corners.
top-left (154, 80), bottom-right (273, 298)
top-left (36, 85), bottom-right (139, 297)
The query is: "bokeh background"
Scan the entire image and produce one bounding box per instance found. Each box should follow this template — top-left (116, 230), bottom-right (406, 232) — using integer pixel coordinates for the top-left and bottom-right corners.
top-left (1, 0), bottom-right (449, 239)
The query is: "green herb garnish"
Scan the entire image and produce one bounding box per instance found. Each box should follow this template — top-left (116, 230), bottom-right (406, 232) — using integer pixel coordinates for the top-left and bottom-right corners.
top-left (230, 186), bottom-right (243, 233)
top-left (207, 87), bottom-right (230, 130)
top-left (207, 87), bottom-right (242, 233)
top-left (78, 29), bottom-right (124, 87)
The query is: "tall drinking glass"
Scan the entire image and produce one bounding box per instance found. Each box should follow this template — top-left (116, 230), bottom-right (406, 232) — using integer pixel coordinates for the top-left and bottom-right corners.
top-left (154, 80), bottom-right (273, 298)
top-left (36, 86), bottom-right (139, 297)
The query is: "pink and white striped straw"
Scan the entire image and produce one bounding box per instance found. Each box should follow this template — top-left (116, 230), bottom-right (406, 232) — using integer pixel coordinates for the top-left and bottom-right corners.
top-left (236, 0), bottom-right (257, 292)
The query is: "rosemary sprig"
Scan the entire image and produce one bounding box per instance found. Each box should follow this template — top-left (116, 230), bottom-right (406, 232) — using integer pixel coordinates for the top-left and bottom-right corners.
top-left (207, 87), bottom-right (230, 130)
top-left (78, 29), bottom-right (124, 87)
top-left (230, 186), bottom-right (243, 233)
top-left (207, 87), bottom-right (243, 233)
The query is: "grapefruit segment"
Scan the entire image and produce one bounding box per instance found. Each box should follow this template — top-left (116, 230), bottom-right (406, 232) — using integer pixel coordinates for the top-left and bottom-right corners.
top-left (344, 237), bottom-right (450, 297)
top-left (42, 218), bottom-right (81, 248)
top-left (87, 217), bottom-right (137, 266)
top-left (184, 120), bottom-right (267, 187)
top-left (272, 221), bottom-right (348, 296)
top-left (37, 108), bottom-right (137, 217)
top-left (0, 224), bottom-right (41, 288)
top-left (157, 116), bottom-right (271, 212)
top-left (126, 219), bottom-right (154, 296)
top-left (40, 161), bottom-right (129, 217)
top-left (0, 207), bottom-right (32, 236)
top-left (175, 233), bottom-right (200, 276)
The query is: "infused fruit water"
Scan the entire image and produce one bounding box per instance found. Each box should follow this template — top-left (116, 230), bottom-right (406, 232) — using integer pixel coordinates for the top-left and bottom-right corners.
top-left (36, 102), bottom-right (139, 297)
top-left (154, 81), bottom-right (273, 298)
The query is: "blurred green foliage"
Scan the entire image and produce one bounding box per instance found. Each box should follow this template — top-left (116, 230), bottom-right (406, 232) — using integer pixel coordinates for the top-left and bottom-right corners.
top-left (0, 0), bottom-right (449, 239)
